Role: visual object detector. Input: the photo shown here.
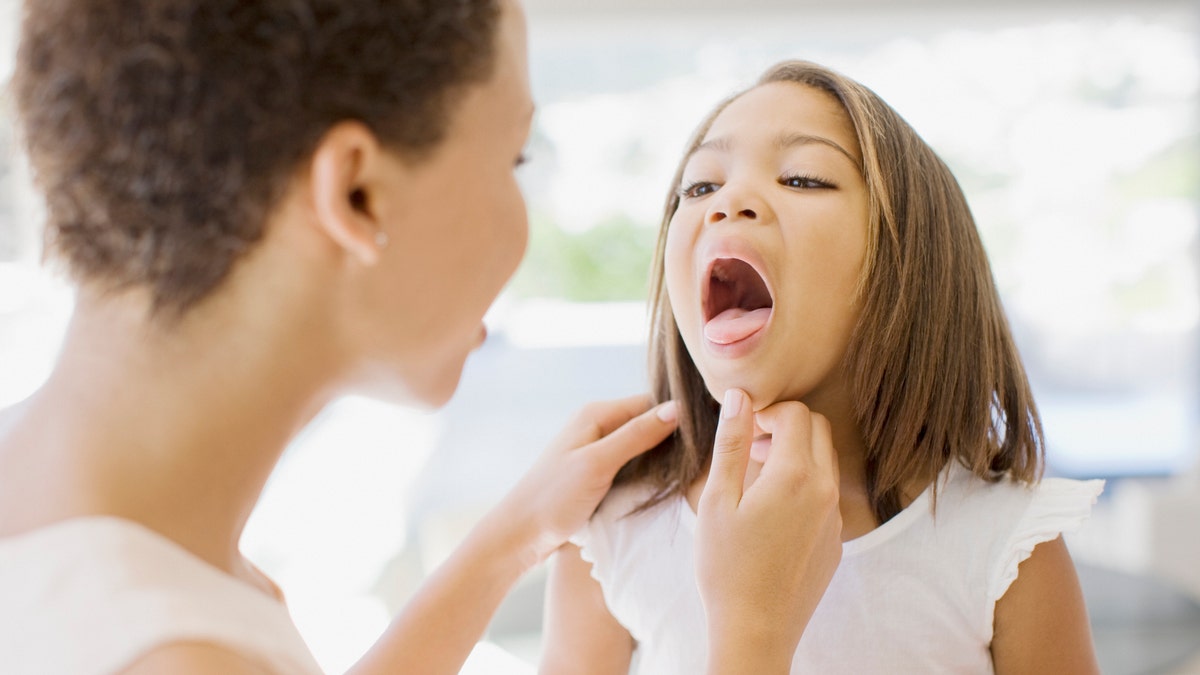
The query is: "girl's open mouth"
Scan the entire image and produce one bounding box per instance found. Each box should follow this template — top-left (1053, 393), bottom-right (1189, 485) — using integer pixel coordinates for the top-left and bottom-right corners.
top-left (702, 257), bottom-right (774, 346)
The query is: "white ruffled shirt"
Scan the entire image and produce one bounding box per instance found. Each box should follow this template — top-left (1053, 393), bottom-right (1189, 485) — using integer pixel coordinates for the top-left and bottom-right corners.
top-left (0, 517), bottom-right (323, 675)
top-left (571, 462), bottom-right (1104, 674)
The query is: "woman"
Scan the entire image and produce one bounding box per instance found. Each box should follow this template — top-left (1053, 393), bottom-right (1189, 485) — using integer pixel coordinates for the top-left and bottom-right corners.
top-left (0, 0), bottom-right (842, 673)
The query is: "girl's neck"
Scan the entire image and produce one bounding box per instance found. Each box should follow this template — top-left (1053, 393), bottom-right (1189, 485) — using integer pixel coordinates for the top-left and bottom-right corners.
top-left (798, 377), bottom-right (933, 537)
top-left (686, 377), bottom-right (927, 542)
top-left (799, 375), bottom-right (871, 508)
top-left (0, 287), bottom-right (343, 585)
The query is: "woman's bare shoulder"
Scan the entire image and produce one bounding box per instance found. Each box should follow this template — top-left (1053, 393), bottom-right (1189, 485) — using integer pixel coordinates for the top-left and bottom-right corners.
top-left (121, 642), bottom-right (275, 675)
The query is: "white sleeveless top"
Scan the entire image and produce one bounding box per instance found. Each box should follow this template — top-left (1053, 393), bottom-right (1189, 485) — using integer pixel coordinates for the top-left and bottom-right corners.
top-left (0, 517), bottom-right (324, 674)
top-left (571, 463), bottom-right (1104, 674)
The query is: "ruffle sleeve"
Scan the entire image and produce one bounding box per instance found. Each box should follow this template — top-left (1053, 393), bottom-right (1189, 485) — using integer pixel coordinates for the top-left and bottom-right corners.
top-left (987, 476), bottom-right (1105, 605)
top-left (566, 483), bottom-right (652, 599)
top-left (568, 518), bottom-right (612, 592)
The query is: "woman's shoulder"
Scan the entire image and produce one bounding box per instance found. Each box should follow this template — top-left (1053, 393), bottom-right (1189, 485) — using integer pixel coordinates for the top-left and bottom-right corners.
top-left (0, 517), bottom-right (321, 674)
top-left (121, 642), bottom-right (274, 675)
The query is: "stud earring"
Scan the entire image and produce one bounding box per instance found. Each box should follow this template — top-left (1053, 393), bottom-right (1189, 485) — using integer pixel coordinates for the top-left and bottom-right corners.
top-left (375, 231), bottom-right (390, 249)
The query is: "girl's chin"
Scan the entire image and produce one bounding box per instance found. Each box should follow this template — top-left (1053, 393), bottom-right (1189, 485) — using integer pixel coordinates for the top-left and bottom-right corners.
top-left (702, 380), bottom-right (772, 411)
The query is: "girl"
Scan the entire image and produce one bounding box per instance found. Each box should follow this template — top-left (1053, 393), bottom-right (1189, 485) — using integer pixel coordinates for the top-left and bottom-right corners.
top-left (0, 2), bottom-right (841, 674)
top-left (543, 60), bottom-right (1104, 674)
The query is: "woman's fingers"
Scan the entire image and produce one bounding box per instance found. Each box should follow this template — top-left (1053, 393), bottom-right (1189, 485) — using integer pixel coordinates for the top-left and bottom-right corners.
top-left (502, 394), bottom-right (678, 563)
top-left (552, 393), bottom-right (656, 449)
top-left (701, 388), bottom-right (754, 509)
top-left (590, 400), bottom-right (679, 469)
top-left (754, 401), bottom-right (815, 481)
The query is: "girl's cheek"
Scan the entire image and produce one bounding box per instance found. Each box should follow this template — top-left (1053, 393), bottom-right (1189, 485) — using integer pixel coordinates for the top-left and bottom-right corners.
top-left (662, 232), bottom-right (689, 304)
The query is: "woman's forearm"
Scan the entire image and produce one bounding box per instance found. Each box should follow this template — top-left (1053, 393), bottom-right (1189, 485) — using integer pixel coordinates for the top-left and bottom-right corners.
top-left (347, 396), bottom-right (676, 674)
top-left (346, 509), bottom-right (535, 675)
top-left (707, 641), bottom-right (795, 675)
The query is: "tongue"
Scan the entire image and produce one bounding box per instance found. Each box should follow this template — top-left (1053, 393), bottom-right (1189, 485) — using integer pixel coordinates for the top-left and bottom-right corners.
top-left (704, 307), bottom-right (771, 345)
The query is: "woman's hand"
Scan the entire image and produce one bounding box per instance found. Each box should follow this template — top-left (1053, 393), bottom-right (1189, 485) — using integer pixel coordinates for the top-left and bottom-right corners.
top-left (695, 388), bottom-right (843, 673)
top-left (490, 394), bottom-right (679, 567)
top-left (353, 394), bottom-right (676, 675)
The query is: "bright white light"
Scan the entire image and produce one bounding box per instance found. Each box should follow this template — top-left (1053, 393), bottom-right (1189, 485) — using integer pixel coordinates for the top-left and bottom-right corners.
top-left (493, 299), bottom-right (649, 349)
top-left (0, 0), bottom-right (18, 86)
top-left (0, 265), bottom-right (72, 408)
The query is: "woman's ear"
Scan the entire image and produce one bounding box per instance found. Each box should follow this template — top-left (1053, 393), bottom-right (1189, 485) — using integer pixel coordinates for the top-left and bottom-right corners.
top-left (309, 121), bottom-right (389, 266)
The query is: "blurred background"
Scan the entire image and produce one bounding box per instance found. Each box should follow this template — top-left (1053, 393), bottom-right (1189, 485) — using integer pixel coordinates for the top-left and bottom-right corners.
top-left (1, 0), bottom-right (1198, 672)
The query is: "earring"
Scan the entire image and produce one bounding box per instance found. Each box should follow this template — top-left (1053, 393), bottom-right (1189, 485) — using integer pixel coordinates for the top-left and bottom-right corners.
top-left (375, 231), bottom-right (390, 249)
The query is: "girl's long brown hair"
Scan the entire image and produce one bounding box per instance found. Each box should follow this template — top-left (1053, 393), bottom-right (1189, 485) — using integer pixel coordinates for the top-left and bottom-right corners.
top-left (615, 60), bottom-right (1043, 524)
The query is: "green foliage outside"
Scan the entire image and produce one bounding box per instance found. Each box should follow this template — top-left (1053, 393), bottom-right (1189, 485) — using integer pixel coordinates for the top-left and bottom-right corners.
top-left (1117, 133), bottom-right (1200, 200)
top-left (510, 213), bottom-right (657, 301)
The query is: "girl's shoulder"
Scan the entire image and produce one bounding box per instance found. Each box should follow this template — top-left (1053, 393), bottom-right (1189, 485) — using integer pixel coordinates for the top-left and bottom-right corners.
top-left (933, 462), bottom-right (1104, 603)
top-left (935, 461), bottom-right (1104, 529)
top-left (571, 480), bottom-right (690, 569)
top-left (591, 481), bottom-right (679, 526)
top-left (569, 481), bottom-right (692, 631)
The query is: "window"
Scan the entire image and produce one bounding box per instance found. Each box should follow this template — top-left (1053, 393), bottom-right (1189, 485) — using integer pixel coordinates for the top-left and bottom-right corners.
top-left (2, 2), bottom-right (1196, 670)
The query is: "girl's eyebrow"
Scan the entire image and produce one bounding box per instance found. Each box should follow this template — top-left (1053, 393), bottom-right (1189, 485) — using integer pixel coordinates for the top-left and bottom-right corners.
top-left (692, 131), bottom-right (861, 168)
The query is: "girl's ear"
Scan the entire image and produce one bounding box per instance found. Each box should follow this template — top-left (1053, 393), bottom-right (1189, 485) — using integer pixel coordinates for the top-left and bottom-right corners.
top-left (308, 121), bottom-right (389, 266)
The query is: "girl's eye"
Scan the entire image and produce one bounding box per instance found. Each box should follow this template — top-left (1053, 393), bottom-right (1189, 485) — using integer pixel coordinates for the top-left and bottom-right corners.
top-left (679, 181), bottom-right (719, 199)
top-left (780, 174), bottom-right (832, 189)
top-left (514, 152), bottom-right (530, 168)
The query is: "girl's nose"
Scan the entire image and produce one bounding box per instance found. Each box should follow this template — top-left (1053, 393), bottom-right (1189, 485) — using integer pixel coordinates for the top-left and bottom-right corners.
top-left (706, 184), bottom-right (765, 225)
top-left (708, 206), bottom-right (758, 223)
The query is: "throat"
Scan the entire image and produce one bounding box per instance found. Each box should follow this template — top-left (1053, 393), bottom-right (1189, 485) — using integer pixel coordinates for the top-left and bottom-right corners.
top-left (838, 487), bottom-right (882, 540)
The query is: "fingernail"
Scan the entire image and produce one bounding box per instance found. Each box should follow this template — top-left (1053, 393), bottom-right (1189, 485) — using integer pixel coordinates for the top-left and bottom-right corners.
top-left (655, 400), bottom-right (679, 423)
top-left (722, 389), bottom-right (745, 419)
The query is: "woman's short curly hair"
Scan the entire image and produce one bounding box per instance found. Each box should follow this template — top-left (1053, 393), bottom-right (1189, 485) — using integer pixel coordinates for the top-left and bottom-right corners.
top-left (13, 0), bottom-right (501, 313)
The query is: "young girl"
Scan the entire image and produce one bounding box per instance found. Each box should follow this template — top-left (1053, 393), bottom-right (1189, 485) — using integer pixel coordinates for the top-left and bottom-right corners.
top-left (542, 60), bottom-right (1104, 674)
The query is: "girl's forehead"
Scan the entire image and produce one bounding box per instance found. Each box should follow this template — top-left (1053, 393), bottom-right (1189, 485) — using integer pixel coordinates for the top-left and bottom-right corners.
top-left (699, 82), bottom-right (861, 163)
